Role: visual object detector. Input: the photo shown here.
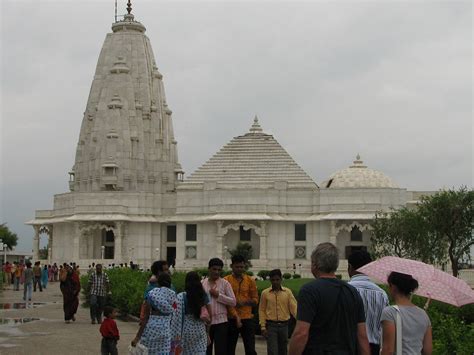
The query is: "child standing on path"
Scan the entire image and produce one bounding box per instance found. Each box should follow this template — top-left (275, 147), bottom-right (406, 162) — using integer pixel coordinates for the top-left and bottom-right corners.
top-left (100, 306), bottom-right (120, 355)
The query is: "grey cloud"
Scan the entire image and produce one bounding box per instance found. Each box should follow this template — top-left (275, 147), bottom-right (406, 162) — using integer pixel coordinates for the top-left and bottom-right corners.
top-left (1, 1), bottom-right (471, 251)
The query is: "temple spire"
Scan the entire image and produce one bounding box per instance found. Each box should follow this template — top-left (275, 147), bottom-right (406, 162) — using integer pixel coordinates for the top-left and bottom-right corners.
top-left (249, 115), bottom-right (263, 133)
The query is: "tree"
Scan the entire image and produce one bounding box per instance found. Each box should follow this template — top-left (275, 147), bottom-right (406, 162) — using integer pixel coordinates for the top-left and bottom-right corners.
top-left (419, 187), bottom-right (474, 277)
top-left (0, 223), bottom-right (18, 249)
top-left (370, 207), bottom-right (443, 263)
top-left (228, 242), bottom-right (253, 269)
top-left (370, 187), bottom-right (474, 277)
top-left (39, 246), bottom-right (48, 260)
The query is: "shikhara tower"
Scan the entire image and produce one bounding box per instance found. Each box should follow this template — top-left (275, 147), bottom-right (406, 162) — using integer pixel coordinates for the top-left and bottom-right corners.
top-left (28, 10), bottom-right (184, 265)
top-left (28, 6), bottom-right (427, 274)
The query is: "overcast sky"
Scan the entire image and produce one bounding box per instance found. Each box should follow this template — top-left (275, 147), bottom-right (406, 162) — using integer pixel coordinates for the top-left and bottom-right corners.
top-left (1, 0), bottom-right (472, 252)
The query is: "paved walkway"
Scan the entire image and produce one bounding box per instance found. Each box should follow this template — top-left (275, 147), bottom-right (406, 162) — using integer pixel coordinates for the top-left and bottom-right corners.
top-left (0, 282), bottom-right (267, 354)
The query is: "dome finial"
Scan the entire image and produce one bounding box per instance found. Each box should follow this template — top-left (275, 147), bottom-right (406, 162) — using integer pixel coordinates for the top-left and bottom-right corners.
top-left (127, 0), bottom-right (132, 15)
top-left (249, 115), bottom-right (263, 133)
top-left (352, 154), bottom-right (365, 168)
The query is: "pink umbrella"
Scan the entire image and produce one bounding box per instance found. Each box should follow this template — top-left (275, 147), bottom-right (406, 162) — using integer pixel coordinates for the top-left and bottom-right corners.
top-left (357, 256), bottom-right (474, 307)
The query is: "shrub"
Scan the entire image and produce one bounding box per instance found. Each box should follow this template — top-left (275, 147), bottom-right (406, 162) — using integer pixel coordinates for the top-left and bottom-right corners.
top-left (228, 242), bottom-right (253, 269)
top-left (293, 274), bottom-right (301, 279)
top-left (283, 273), bottom-right (292, 280)
top-left (245, 271), bottom-right (254, 276)
top-left (193, 268), bottom-right (208, 278)
top-left (257, 270), bottom-right (270, 280)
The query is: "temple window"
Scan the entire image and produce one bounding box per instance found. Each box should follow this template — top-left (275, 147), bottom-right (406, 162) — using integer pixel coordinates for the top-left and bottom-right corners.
top-left (295, 224), bottom-right (306, 241)
top-left (186, 224), bottom-right (197, 241)
top-left (350, 226), bottom-right (363, 241)
top-left (239, 226), bottom-right (251, 241)
top-left (167, 225), bottom-right (177, 242)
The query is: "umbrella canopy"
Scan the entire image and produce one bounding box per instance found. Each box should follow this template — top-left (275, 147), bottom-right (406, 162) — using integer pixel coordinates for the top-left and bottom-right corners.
top-left (357, 256), bottom-right (474, 307)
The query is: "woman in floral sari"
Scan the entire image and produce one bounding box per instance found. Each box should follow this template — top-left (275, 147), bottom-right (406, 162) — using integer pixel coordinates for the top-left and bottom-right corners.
top-left (60, 264), bottom-right (81, 323)
top-left (132, 273), bottom-right (176, 355)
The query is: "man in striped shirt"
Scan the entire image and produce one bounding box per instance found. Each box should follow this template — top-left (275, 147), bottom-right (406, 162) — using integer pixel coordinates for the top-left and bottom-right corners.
top-left (202, 258), bottom-right (236, 355)
top-left (348, 251), bottom-right (389, 355)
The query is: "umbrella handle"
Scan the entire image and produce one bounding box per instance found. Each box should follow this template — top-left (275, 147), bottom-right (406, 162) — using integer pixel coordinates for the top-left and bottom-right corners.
top-left (424, 298), bottom-right (431, 310)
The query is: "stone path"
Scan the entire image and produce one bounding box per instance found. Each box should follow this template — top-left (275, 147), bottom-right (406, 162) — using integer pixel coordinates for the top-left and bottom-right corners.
top-left (0, 282), bottom-right (267, 354)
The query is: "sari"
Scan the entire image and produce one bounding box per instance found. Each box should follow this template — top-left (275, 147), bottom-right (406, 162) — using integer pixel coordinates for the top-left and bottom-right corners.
top-left (60, 270), bottom-right (81, 321)
top-left (140, 287), bottom-right (176, 355)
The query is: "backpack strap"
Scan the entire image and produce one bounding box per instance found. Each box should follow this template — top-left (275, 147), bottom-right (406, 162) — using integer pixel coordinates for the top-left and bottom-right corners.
top-left (392, 305), bottom-right (403, 355)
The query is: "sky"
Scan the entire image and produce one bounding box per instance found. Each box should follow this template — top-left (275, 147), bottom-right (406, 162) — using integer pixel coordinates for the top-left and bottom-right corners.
top-left (1, 0), bottom-right (472, 252)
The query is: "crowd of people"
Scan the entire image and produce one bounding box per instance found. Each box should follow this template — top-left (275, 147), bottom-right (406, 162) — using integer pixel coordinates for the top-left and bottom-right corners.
top-left (2, 242), bottom-right (433, 355)
top-left (127, 243), bottom-right (432, 355)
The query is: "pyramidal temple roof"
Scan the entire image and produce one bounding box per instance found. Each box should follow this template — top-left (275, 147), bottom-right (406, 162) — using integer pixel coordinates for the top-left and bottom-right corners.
top-left (185, 117), bottom-right (318, 188)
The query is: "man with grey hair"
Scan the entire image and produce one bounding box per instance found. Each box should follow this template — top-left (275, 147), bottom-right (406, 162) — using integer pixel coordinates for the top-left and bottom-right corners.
top-left (289, 243), bottom-right (370, 355)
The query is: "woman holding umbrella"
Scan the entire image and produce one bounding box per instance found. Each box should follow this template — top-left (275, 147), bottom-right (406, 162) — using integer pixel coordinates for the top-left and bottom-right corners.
top-left (380, 272), bottom-right (432, 355)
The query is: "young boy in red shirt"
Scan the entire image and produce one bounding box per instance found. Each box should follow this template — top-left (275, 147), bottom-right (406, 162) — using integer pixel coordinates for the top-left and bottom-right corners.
top-left (100, 306), bottom-right (120, 355)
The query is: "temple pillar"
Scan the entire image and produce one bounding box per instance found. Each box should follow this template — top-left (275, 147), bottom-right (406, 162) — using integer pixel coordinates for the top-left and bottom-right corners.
top-left (259, 221), bottom-right (267, 260)
top-left (176, 223), bottom-right (185, 266)
top-left (115, 222), bottom-right (123, 263)
top-left (33, 225), bottom-right (40, 260)
top-left (215, 221), bottom-right (225, 259)
top-left (259, 234), bottom-right (267, 260)
top-left (329, 220), bottom-right (337, 245)
top-left (73, 223), bottom-right (80, 261)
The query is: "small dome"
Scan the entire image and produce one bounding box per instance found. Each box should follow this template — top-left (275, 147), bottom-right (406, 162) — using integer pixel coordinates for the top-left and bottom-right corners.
top-left (323, 155), bottom-right (398, 188)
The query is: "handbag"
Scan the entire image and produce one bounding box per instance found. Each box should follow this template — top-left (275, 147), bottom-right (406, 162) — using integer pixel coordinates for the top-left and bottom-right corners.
top-left (128, 343), bottom-right (148, 355)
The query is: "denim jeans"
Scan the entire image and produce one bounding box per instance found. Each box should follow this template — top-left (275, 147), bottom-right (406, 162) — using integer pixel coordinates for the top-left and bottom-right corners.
top-left (90, 294), bottom-right (106, 322)
top-left (23, 282), bottom-right (33, 301)
top-left (14, 276), bottom-right (20, 291)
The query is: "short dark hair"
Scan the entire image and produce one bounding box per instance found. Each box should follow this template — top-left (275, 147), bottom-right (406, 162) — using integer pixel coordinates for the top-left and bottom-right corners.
top-left (103, 306), bottom-right (115, 318)
top-left (348, 251), bottom-right (372, 270)
top-left (208, 258), bottom-right (224, 269)
top-left (231, 255), bottom-right (245, 265)
top-left (387, 272), bottom-right (419, 296)
top-left (269, 269), bottom-right (282, 279)
top-left (151, 260), bottom-right (168, 276)
top-left (157, 272), bottom-right (172, 288)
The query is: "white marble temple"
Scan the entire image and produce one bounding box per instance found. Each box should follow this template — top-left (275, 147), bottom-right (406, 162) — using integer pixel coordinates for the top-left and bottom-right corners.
top-left (27, 13), bottom-right (433, 274)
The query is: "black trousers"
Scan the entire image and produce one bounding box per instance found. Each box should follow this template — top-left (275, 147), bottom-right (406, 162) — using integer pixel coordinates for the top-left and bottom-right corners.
top-left (227, 318), bottom-right (257, 355)
top-left (101, 338), bottom-right (118, 355)
top-left (33, 276), bottom-right (42, 291)
top-left (207, 322), bottom-right (228, 355)
top-left (90, 295), bottom-right (106, 322)
top-left (369, 343), bottom-right (380, 355)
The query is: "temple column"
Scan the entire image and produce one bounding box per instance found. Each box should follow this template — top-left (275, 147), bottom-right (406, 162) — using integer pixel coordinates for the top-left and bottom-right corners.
top-left (215, 221), bottom-right (224, 259)
top-left (176, 223), bottom-right (185, 267)
top-left (73, 223), bottom-right (80, 261)
top-left (115, 222), bottom-right (123, 263)
top-left (259, 222), bottom-right (267, 260)
top-left (259, 234), bottom-right (267, 260)
top-left (48, 225), bottom-right (53, 264)
top-left (33, 226), bottom-right (40, 260)
top-left (329, 220), bottom-right (337, 245)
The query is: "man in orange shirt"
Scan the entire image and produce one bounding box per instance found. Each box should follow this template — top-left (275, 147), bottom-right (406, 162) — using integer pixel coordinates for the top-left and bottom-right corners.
top-left (225, 254), bottom-right (258, 355)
